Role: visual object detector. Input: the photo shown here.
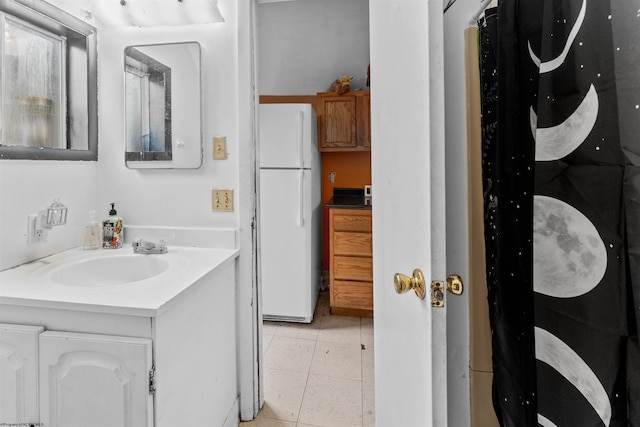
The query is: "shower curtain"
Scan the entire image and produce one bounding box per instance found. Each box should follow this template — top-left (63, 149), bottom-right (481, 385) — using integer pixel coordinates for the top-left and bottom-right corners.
top-left (479, 1), bottom-right (640, 426)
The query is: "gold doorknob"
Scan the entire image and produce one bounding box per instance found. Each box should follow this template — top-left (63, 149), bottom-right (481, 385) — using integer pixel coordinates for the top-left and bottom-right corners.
top-left (394, 269), bottom-right (426, 299)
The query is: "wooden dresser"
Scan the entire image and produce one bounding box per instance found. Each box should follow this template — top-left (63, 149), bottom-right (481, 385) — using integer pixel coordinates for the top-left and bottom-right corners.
top-left (329, 208), bottom-right (373, 317)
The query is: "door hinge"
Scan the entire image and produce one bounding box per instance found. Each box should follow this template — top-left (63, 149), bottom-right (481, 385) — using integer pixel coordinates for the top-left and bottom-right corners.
top-left (149, 365), bottom-right (157, 395)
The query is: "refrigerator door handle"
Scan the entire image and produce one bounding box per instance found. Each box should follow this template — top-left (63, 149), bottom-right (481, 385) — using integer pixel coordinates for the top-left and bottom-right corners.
top-left (298, 170), bottom-right (305, 227)
top-left (297, 111), bottom-right (304, 169)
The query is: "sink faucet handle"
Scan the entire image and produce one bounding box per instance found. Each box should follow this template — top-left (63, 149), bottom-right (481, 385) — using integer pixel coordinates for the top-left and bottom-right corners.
top-left (132, 238), bottom-right (168, 254)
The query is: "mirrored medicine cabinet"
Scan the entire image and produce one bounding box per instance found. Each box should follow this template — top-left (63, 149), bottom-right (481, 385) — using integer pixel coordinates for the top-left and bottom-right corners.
top-left (0, 0), bottom-right (97, 160)
top-left (124, 42), bottom-right (203, 169)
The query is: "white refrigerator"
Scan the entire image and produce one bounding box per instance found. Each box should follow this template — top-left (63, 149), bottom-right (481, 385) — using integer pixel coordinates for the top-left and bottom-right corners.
top-left (259, 104), bottom-right (321, 323)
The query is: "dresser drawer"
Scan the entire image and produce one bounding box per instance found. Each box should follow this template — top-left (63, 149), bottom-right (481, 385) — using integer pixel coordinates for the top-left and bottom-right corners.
top-left (329, 208), bottom-right (373, 317)
top-left (333, 256), bottom-right (373, 282)
top-left (333, 231), bottom-right (372, 256)
top-left (332, 213), bottom-right (372, 232)
top-left (332, 280), bottom-right (373, 310)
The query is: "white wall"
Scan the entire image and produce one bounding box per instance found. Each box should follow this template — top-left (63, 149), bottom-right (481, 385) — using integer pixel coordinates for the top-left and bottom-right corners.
top-left (0, 1), bottom-right (241, 269)
top-left (96, 9), bottom-right (239, 232)
top-left (0, 161), bottom-right (97, 270)
top-left (256, 0), bottom-right (370, 95)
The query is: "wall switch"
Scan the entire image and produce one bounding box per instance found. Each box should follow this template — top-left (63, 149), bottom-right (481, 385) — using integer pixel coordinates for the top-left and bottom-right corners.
top-left (329, 171), bottom-right (336, 183)
top-left (213, 136), bottom-right (227, 160)
top-left (212, 189), bottom-right (234, 212)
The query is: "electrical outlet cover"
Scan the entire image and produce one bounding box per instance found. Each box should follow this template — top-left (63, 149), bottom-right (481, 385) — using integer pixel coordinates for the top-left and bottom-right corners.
top-left (212, 189), bottom-right (233, 212)
top-left (27, 213), bottom-right (48, 245)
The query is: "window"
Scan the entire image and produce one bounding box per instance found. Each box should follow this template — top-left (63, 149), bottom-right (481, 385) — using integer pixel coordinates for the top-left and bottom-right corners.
top-left (2, 16), bottom-right (65, 149)
top-left (0, 0), bottom-right (97, 160)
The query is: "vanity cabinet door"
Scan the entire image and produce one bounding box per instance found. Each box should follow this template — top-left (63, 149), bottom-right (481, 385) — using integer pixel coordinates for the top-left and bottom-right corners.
top-left (39, 331), bottom-right (153, 427)
top-left (0, 323), bottom-right (43, 425)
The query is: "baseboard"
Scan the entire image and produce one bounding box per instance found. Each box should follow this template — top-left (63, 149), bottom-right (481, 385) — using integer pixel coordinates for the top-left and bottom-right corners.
top-left (222, 397), bottom-right (240, 427)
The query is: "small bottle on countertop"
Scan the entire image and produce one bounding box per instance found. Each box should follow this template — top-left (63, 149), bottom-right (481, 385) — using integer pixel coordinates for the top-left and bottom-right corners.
top-left (82, 210), bottom-right (101, 250)
top-left (102, 203), bottom-right (124, 249)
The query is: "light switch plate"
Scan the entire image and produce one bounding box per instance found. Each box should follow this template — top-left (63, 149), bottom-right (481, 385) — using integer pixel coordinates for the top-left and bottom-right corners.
top-left (212, 189), bottom-right (233, 211)
top-left (213, 136), bottom-right (227, 160)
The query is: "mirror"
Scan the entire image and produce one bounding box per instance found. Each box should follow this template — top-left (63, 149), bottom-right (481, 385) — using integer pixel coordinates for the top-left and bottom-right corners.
top-left (0, 0), bottom-right (97, 161)
top-left (125, 46), bottom-right (172, 161)
top-left (124, 42), bottom-right (202, 169)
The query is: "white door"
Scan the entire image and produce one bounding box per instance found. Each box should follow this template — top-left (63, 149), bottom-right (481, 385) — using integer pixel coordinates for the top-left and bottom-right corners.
top-left (39, 331), bottom-right (153, 427)
top-left (371, 0), bottom-right (449, 426)
top-left (0, 323), bottom-right (43, 425)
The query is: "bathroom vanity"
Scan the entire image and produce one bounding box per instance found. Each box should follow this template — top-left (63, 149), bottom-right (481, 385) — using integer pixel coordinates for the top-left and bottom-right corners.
top-left (0, 247), bottom-right (239, 427)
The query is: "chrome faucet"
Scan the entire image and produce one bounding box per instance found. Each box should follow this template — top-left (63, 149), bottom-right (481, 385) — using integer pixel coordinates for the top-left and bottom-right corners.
top-left (132, 239), bottom-right (168, 254)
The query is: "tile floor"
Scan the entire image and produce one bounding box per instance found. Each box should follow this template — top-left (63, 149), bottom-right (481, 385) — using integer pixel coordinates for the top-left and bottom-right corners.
top-left (240, 291), bottom-right (375, 427)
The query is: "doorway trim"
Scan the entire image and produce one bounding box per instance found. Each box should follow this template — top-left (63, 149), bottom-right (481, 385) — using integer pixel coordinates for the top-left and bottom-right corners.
top-left (237, 0), bottom-right (262, 420)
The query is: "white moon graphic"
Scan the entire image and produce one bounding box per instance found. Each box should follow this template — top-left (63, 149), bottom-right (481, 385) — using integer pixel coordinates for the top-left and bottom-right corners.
top-left (534, 195), bottom-right (607, 298)
top-left (528, 0), bottom-right (586, 73)
top-left (537, 413), bottom-right (558, 427)
top-left (535, 327), bottom-right (611, 426)
top-left (531, 84), bottom-right (599, 161)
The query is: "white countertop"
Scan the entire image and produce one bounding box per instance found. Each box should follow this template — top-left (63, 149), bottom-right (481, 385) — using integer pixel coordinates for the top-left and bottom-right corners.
top-left (0, 246), bottom-right (239, 317)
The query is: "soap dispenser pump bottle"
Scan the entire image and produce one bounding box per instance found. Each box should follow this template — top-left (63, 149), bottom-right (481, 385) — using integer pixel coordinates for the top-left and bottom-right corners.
top-left (102, 203), bottom-right (124, 249)
top-left (83, 210), bottom-right (101, 250)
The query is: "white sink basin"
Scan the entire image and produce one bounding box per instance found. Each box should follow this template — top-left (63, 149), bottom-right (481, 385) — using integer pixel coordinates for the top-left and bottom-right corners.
top-left (48, 255), bottom-right (171, 287)
top-left (1, 246), bottom-right (239, 316)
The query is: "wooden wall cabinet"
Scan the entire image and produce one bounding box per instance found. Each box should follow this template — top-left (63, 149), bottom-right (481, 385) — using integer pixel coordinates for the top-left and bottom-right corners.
top-left (329, 209), bottom-right (373, 317)
top-left (317, 91), bottom-right (370, 152)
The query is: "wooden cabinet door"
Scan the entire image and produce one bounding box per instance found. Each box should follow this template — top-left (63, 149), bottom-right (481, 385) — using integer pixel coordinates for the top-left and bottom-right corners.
top-left (318, 95), bottom-right (357, 149)
top-left (39, 331), bottom-right (153, 427)
top-left (0, 323), bottom-right (43, 425)
top-left (356, 92), bottom-right (371, 148)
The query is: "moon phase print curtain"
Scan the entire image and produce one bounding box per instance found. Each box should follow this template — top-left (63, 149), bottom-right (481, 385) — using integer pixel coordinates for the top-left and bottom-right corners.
top-left (479, 0), bottom-right (640, 426)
